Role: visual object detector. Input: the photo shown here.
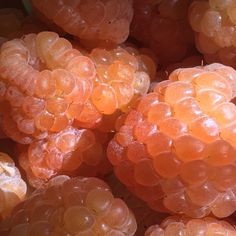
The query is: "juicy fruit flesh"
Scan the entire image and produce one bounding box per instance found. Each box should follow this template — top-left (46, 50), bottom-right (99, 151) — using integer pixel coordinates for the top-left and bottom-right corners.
top-left (89, 46), bottom-right (153, 117)
top-left (104, 173), bottom-right (169, 236)
top-left (0, 31), bottom-right (154, 193)
top-left (0, 31), bottom-right (153, 144)
top-left (145, 216), bottom-right (236, 236)
top-left (19, 126), bottom-right (112, 188)
top-left (189, 0), bottom-right (236, 68)
top-left (1, 1), bottom-right (236, 235)
top-left (0, 152), bottom-right (27, 219)
top-left (31, 0), bottom-right (134, 44)
top-left (107, 63), bottom-right (236, 218)
top-left (7, 176), bottom-right (137, 236)
top-left (0, 31), bottom-right (95, 144)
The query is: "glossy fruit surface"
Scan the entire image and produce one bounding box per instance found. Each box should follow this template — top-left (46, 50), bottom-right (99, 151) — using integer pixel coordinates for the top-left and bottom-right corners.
top-left (107, 63), bottom-right (236, 218)
top-left (6, 175), bottom-right (137, 236)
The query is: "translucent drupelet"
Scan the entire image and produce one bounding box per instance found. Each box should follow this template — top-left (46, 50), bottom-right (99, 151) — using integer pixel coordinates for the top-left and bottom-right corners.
top-left (189, 0), bottom-right (236, 68)
top-left (107, 63), bottom-right (236, 218)
top-left (19, 127), bottom-right (112, 188)
top-left (0, 152), bottom-right (27, 219)
top-left (0, 32), bottom-right (154, 144)
top-left (0, 31), bottom-right (95, 144)
top-left (145, 216), bottom-right (236, 236)
top-left (7, 175), bottom-right (137, 236)
top-left (31, 0), bottom-right (134, 45)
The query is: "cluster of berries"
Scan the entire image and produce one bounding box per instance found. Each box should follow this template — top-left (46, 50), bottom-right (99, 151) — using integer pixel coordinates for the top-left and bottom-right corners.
top-left (0, 1), bottom-right (236, 235)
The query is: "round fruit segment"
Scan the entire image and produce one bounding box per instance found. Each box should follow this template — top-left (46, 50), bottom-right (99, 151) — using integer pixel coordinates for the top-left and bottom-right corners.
top-left (18, 127), bottom-right (112, 188)
top-left (107, 63), bottom-right (236, 218)
top-left (0, 31), bottom-right (95, 144)
top-left (105, 173), bottom-right (169, 236)
top-left (6, 175), bottom-right (137, 236)
top-left (189, 0), bottom-right (236, 68)
top-left (145, 216), bottom-right (236, 235)
top-left (0, 32), bottom-right (153, 144)
top-left (31, 0), bottom-right (134, 45)
top-left (0, 152), bottom-right (27, 219)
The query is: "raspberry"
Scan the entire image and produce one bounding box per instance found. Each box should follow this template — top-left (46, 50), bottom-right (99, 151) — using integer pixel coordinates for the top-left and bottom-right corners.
top-left (105, 173), bottom-right (169, 236)
top-left (72, 45), bottom-right (153, 131)
top-left (31, 0), bottom-right (134, 45)
top-left (6, 175), bottom-right (137, 235)
top-left (145, 216), bottom-right (236, 235)
top-left (131, 0), bottom-right (195, 65)
top-left (90, 46), bottom-right (152, 111)
top-left (189, 0), bottom-right (236, 68)
top-left (107, 63), bottom-right (236, 218)
top-left (0, 152), bottom-right (27, 219)
top-left (0, 32), bottom-right (95, 144)
top-left (0, 33), bottom-right (153, 143)
top-left (18, 126), bottom-right (112, 188)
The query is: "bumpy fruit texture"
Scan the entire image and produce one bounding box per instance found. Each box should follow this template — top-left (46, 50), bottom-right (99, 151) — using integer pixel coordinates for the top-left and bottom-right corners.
top-left (122, 45), bottom-right (158, 81)
top-left (0, 32), bottom-right (153, 143)
top-left (145, 216), bottom-right (236, 236)
top-left (72, 45), bottom-right (154, 130)
top-left (131, 0), bottom-right (194, 65)
top-left (31, 0), bottom-right (134, 45)
top-left (0, 31), bottom-right (96, 144)
top-left (105, 173), bottom-right (169, 236)
top-left (81, 45), bottom-right (153, 127)
top-left (19, 126), bottom-right (112, 188)
top-left (189, 0), bottom-right (236, 68)
top-left (0, 152), bottom-right (27, 219)
top-left (7, 175), bottom-right (137, 236)
top-left (107, 63), bottom-right (236, 218)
